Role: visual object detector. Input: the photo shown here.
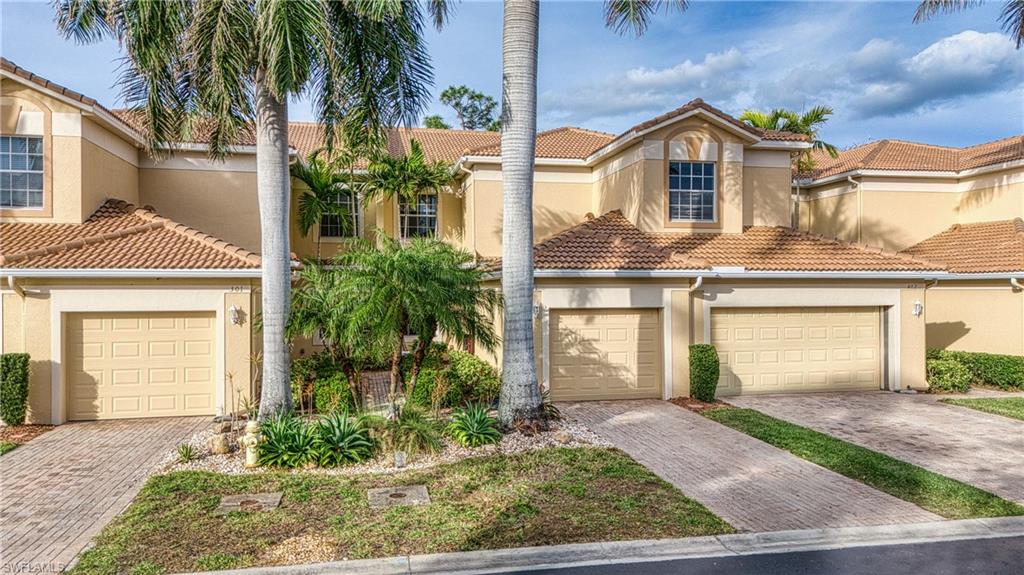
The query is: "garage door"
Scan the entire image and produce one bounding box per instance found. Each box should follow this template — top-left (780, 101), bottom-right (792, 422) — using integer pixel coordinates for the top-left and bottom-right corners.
top-left (549, 309), bottom-right (662, 401)
top-left (66, 311), bottom-right (217, 420)
top-left (712, 307), bottom-right (881, 396)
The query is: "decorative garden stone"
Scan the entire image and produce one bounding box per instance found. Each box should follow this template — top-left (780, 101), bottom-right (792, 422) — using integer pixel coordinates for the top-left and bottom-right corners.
top-left (214, 420), bottom-right (232, 434)
top-left (208, 433), bottom-right (231, 455)
top-left (241, 420), bottom-right (261, 468)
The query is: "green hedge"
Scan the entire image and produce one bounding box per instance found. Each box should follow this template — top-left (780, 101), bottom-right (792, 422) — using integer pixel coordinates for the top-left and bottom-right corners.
top-left (403, 344), bottom-right (500, 409)
top-left (689, 344), bottom-right (720, 402)
top-left (927, 349), bottom-right (1023, 391)
top-left (291, 352), bottom-right (354, 413)
top-left (1, 353), bottom-right (30, 425)
top-left (926, 358), bottom-right (972, 393)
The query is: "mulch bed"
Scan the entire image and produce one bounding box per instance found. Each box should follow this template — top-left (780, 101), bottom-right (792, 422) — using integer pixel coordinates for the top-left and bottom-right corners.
top-left (0, 424), bottom-right (55, 445)
top-left (669, 396), bottom-right (731, 414)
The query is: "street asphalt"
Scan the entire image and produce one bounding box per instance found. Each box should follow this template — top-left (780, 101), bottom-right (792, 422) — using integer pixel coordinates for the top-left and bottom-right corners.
top-left (494, 535), bottom-right (1024, 575)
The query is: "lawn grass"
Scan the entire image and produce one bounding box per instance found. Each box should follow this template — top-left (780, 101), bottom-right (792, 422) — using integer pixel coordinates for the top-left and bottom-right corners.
top-left (940, 397), bottom-right (1024, 421)
top-left (0, 441), bottom-right (17, 456)
top-left (71, 447), bottom-right (732, 574)
top-left (704, 407), bottom-right (1024, 520)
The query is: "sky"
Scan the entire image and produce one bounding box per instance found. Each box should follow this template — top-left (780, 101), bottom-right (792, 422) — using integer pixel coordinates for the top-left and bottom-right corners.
top-left (2, 0), bottom-right (1021, 148)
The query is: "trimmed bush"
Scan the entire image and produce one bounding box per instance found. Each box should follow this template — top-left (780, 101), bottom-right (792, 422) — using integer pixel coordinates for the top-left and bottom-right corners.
top-left (926, 358), bottom-right (972, 393)
top-left (689, 345), bottom-right (720, 402)
top-left (926, 348), bottom-right (1024, 391)
top-left (1, 353), bottom-right (30, 426)
top-left (291, 352), bottom-right (354, 413)
top-left (403, 345), bottom-right (501, 409)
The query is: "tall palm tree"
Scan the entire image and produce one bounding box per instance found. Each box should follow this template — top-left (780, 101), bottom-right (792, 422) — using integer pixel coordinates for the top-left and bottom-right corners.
top-left (291, 150), bottom-right (356, 262)
top-left (55, 0), bottom-right (447, 419)
top-left (361, 139), bottom-right (454, 240)
top-left (497, 0), bottom-right (688, 426)
top-left (914, 1), bottom-right (1023, 48)
top-left (740, 106), bottom-right (838, 172)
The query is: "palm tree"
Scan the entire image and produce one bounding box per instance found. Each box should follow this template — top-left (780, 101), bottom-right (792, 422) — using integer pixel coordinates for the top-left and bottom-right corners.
top-left (291, 150), bottom-right (357, 262)
top-left (361, 139), bottom-right (454, 240)
top-left (332, 235), bottom-right (500, 413)
top-left (914, 1), bottom-right (1023, 48)
top-left (55, 1), bottom-right (447, 419)
top-left (497, 0), bottom-right (688, 426)
top-left (740, 106), bottom-right (838, 172)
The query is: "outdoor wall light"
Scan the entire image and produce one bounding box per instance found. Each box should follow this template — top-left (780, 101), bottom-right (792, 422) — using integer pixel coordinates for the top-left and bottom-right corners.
top-left (228, 305), bottom-right (243, 325)
top-left (912, 300), bottom-right (924, 317)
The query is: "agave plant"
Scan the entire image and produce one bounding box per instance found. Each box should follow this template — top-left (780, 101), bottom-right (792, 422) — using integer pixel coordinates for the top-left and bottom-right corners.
top-left (315, 411), bottom-right (375, 467)
top-left (258, 414), bottom-right (319, 469)
top-left (448, 402), bottom-right (502, 447)
top-left (176, 442), bottom-right (196, 463)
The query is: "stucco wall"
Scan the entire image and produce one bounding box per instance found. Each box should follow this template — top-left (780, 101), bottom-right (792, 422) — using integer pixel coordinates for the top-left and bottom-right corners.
top-left (2, 291), bottom-right (53, 424)
top-left (925, 286), bottom-right (1023, 356)
top-left (743, 166), bottom-right (792, 227)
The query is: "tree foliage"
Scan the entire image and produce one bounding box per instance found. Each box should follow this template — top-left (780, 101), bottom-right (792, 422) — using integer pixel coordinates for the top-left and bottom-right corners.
top-left (740, 106), bottom-right (838, 172)
top-left (914, 1), bottom-right (1023, 48)
top-left (291, 149), bottom-right (357, 261)
top-left (423, 114), bottom-right (452, 129)
top-left (439, 85), bottom-right (500, 130)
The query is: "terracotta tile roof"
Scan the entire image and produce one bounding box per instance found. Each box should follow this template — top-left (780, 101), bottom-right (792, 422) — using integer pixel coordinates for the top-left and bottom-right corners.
top-left (803, 135), bottom-right (1024, 180)
top-left (616, 98), bottom-right (808, 143)
top-left (467, 127), bottom-right (615, 160)
top-left (516, 211), bottom-right (944, 273)
top-left (901, 219), bottom-right (1024, 274)
top-left (0, 200), bottom-right (261, 270)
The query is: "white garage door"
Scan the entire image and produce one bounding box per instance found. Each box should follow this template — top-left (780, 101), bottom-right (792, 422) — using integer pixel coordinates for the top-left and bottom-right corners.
top-left (712, 306), bottom-right (882, 396)
top-left (549, 309), bottom-right (662, 401)
top-left (66, 311), bottom-right (217, 420)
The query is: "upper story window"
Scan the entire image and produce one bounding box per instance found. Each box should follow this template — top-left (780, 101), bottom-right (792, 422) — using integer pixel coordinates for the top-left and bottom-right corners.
top-left (399, 193), bottom-right (438, 238)
top-left (668, 161), bottom-right (715, 223)
top-left (319, 190), bottom-right (360, 238)
top-left (0, 136), bottom-right (44, 209)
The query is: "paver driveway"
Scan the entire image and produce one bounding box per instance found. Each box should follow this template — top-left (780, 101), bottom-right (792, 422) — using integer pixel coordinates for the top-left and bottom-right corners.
top-left (730, 392), bottom-right (1024, 505)
top-left (0, 417), bottom-right (206, 573)
top-left (564, 400), bottom-right (938, 532)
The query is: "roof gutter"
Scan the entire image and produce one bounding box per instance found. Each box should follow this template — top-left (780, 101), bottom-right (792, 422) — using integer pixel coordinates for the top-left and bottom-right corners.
top-left (521, 269), bottom-right (1024, 281)
top-left (0, 268), bottom-right (264, 278)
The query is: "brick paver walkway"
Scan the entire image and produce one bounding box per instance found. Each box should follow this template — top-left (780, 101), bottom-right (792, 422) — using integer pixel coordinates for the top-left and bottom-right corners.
top-left (564, 400), bottom-right (939, 532)
top-left (0, 417), bottom-right (207, 573)
top-left (730, 392), bottom-right (1024, 505)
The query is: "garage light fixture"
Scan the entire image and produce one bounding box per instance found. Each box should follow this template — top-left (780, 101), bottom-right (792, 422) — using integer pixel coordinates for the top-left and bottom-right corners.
top-left (229, 305), bottom-right (243, 325)
top-left (912, 300), bottom-right (923, 317)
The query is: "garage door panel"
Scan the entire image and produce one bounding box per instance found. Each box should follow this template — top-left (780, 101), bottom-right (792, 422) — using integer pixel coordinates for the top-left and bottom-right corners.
top-left (67, 311), bottom-right (217, 420)
top-left (549, 309), bottom-right (662, 401)
top-left (713, 306), bottom-right (881, 396)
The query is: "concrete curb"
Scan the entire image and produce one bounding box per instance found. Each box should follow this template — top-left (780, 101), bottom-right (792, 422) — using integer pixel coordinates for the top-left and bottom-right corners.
top-left (183, 516), bottom-right (1024, 575)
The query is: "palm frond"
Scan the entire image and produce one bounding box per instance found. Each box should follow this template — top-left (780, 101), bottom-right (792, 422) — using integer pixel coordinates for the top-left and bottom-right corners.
top-left (1001, 0), bottom-right (1024, 48)
top-left (914, 0), bottom-right (984, 23)
top-left (604, 0), bottom-right (689, 37)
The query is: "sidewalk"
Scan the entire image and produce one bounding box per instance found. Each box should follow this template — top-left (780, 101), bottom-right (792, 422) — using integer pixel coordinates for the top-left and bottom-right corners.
top-left (182, 516), bottom-right (1024, 575)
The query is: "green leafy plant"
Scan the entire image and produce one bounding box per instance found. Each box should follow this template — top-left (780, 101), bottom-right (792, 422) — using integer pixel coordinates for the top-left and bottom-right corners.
top-left (0, 442), bottom-right (17, 456)
top-left (404, 345), bottom-right (502, 409)
top-left (371, 406), bottom-right (442, 456)
top-left (540, 389), bottom-right (562, 422)
top-left (0, 353), bottom-right (30, 426)
top-left (315, 411), bottom-right (375, 466)
top-left (689, 344), bottom-right (720, 402)
top-left (176, 443), bottom-right (197, 463)
top-left (258, 414), bottom-right (319, 469)
top-left (448, 402), bottom-right (502, 447)
top-left (927, 349), bottom-right (1024, 391)
top-left (926, 358), bottom-right (972, 393)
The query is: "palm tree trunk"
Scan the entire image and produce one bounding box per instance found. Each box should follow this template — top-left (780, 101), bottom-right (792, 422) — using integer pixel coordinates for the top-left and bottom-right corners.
top-left (497, 0), bottom-right (542, 425)
top-left (255, 74), bottom-right (293, 420)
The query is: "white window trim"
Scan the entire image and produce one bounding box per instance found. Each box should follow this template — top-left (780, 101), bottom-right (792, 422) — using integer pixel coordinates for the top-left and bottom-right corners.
top-left (318, 188), bottom-right (362, 242)
top-left (668, 160), bottom-right (717, 224)
top-left (396, 192), bottom-right (440, 240)
top-left (0, 134), bottom-right (45, 210)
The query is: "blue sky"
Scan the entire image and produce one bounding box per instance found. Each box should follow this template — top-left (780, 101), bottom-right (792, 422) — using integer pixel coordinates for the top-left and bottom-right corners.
top-left (2, 1), bottom-right (1021, 148)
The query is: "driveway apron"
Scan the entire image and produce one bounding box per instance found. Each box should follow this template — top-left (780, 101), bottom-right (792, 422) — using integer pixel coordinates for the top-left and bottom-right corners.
top-left (0, 417), bottom-right (207, 572)
top-left (729, 392), bottom-right (1024, 505)
top-left (564, 400), bottom-right (939, 532)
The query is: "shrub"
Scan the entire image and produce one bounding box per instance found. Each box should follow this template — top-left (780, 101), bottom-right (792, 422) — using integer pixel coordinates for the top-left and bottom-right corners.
top-left (404, 345), bottom-right (501, 409)
top-left (292, 352), bottom-right (355, 413)
top-left (258, 414), bottom-right (319, 468)
top-left (0, 353), bottom-right (30, 426)
top-left (926, 359), bottom-right (972, 393)
top-left (315, 411), bottom-right (375, 466)
top-left (926, 349), bottom-right (1024, 391)
top-left (372, 406), bottom-right (442, 456)
top-left (689, 344), bottom-right (720, 402)
top-left (448, 402), bottom-right (502, 447)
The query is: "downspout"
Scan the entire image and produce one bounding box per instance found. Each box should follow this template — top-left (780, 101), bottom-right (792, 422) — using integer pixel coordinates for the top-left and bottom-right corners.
top-left (847, 176), bottom-right (862, 243)
top-left (6, 275), bottom-right (24, 298)
top-left (688, 276), bottom-right (704, 292)
top-left (1010, 278), bottom-right (1023, 291)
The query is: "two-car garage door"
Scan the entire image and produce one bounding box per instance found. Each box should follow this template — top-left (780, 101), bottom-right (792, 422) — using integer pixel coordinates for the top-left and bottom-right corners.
top-left (66, 312), bottom-right (217, 420)
top-left (547, 305), bottom-right (883, 401)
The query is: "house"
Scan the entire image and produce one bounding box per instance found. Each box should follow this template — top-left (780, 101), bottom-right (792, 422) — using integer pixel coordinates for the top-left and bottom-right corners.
top-left (2, 58), bottom-right (1021, 424)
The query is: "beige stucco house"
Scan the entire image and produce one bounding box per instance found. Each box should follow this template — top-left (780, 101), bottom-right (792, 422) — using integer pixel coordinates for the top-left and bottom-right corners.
top-left (2, 58), bottom-right (1021, 424)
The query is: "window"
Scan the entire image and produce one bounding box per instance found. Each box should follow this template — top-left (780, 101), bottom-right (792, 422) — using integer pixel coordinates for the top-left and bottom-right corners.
top-left (399, 194), bottom-right (438, 238)
top-left (668, 161), bottom-right (715, 223)
top-left (0, 136), bottom-right (44, 209)
top-left (319, 190), bottom-right (360, 238)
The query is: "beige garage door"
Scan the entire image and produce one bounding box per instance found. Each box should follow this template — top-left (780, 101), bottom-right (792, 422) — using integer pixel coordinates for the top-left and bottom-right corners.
top-left (712, 307), bottom-right (882, 396)
top-left (66, 311), bottom-right (217, 420)
top-left (549, 309), bottom-right (662, 401)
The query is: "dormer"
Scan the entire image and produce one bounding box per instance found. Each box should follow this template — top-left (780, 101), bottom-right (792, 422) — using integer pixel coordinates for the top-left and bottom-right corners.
top-left (0, 58), bottom-right (143, 224)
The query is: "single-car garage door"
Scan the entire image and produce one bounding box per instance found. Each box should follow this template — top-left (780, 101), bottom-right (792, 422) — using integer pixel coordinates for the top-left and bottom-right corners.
top-left (66, 311), bottom-right (217, 420)
top-left (712, 307), bottom-right (882, 396)
top-left (549, 309), bottom-right (662, 401)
